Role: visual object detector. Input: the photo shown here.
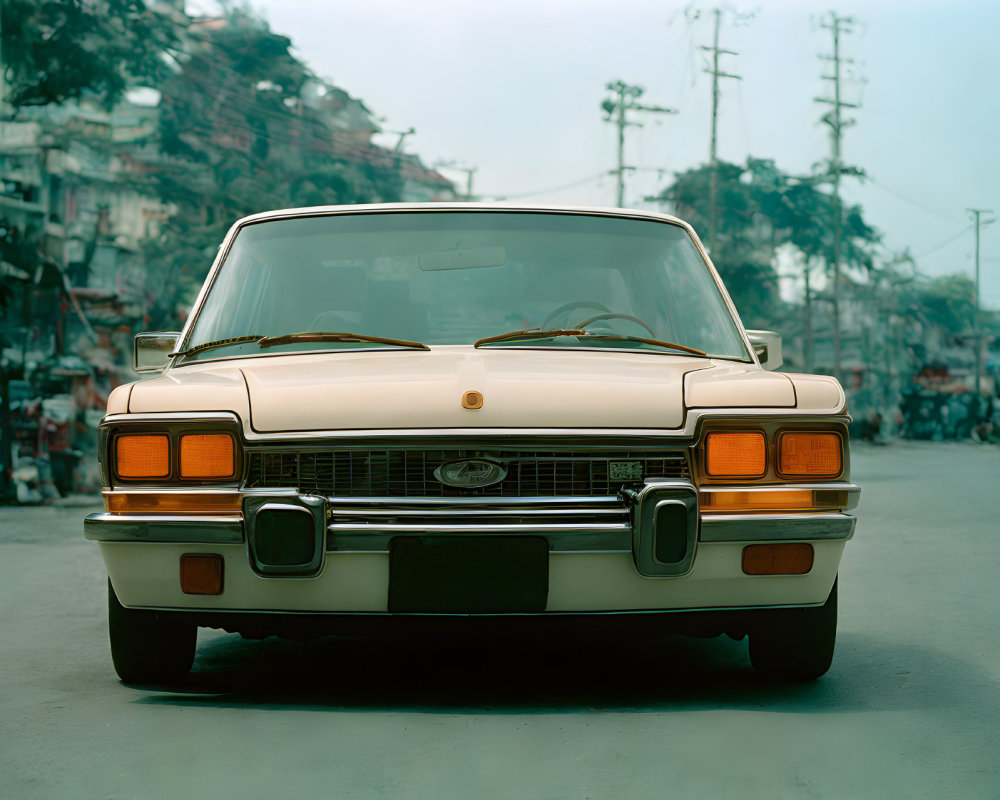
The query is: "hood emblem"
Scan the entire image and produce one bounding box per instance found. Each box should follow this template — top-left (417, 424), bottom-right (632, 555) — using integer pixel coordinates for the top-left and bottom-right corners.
top-left (462, 390), bottom-right (484, 410)
top-left (434, 459), bottom-right (507, 489)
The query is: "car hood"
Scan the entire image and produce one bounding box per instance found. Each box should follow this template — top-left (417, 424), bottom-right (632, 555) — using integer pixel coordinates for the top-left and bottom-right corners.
top-left (125, 347), bottom-right (843, 432)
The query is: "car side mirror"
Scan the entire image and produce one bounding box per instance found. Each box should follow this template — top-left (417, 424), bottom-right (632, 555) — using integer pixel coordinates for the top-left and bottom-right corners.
top-left (746, 330), bottom-right (783, 370)
top-left (133, 332), bottom-right (180, 374)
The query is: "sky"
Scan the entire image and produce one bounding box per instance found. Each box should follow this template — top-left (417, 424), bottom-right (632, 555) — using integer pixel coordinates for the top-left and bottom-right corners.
top-left (189, 0), bottom-right (1000, 309)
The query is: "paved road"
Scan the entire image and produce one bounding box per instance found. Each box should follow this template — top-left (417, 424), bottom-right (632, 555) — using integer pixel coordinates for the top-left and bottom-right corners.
top-left (1, 441), bottom-right (998, 799)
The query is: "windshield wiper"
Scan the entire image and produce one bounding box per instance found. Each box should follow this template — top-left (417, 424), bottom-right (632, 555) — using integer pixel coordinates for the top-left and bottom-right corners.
top-left (170, 334), bottom-right (264, 359)
top-left (257, 331), bottom-right (430, 351)
top-left (473, 328), bottom-right (706, 356)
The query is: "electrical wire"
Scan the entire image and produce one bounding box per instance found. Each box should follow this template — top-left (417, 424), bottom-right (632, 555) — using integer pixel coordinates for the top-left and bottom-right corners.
top-left (493, 172), bottom-right (609, 201)
top-left (914, 225), bottom-right (972, 260)
top-left (866, 176), bottom-right (957, 222)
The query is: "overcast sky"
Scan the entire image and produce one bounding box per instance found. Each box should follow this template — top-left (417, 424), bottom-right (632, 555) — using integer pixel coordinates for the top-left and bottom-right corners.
top-left (190, 0), bottom-right (1000, 308)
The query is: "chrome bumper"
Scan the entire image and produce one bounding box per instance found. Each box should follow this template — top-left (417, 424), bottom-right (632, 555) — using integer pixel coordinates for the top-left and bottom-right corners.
top-left (84, 514), bottom-right (244, 543)
top-left (84, 508), bottom-right (856, 550)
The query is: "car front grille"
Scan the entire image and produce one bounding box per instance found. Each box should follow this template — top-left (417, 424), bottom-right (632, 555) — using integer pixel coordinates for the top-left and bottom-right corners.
top-left (244, 448), bottom-right (690, 497)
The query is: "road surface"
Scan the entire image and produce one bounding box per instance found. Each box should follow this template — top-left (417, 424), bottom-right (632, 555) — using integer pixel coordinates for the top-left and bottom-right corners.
top-left (1, 441), bottom-right (998, 799)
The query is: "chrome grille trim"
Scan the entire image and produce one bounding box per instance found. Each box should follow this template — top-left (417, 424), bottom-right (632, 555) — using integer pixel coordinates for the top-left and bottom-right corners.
top-left (325, 494), bottom-right (633, 552)
top-left (328, 523), bottom-right (630, 532)
top-left (328, 495), bottom-right (630, 529)
top-left (245, 448), bottom-right (690, 497)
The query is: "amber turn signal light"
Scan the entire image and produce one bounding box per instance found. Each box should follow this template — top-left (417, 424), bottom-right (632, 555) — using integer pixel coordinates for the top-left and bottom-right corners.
top-left (705, 431), bottom-right (767, 478)
top-left (742, 543), bottom-right (814, 575)
top-left (179, 434), bottom-right (235, 479)
top-left (180, 554), bottom-right (224, 595)
top-left (104, 492), bottom-right (242, 513)
top-left (116, 434), bottom-right (170, 478)
top-left (777, 432), bottom-right (842, 478)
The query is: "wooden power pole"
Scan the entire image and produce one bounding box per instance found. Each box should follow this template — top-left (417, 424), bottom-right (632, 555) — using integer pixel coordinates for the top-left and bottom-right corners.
top-left (968, 207), bottom-right (995, 415)
top-left (816, 11), bottom-right (859, 382)
top-left (602, 81), bottom-right (676, 208)
top-left (434, 161), bottom-right (478, 200)
top-left (700, 9), bottom-right (741, 253)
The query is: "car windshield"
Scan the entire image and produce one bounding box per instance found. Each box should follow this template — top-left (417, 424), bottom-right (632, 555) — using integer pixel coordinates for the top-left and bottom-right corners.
top-left (181, 210), bottom-right (750, 361)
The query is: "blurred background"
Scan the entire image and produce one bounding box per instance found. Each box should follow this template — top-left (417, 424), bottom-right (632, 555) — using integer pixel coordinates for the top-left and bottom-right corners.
top-left (0, 0), bottom-right (997, 503)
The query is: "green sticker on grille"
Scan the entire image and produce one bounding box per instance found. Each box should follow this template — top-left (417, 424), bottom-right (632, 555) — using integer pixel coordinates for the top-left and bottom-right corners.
top-left (609, 461), bottom-right (643, 481)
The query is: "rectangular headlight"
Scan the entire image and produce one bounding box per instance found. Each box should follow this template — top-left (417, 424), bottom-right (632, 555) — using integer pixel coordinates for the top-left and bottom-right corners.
top-left (705, 431), bottom-right (767, 478)
top-left (179, 434), bottom-right (235, 479)
top-left (115, 434), bottom-right (170, 478)
top-left (777, 432), bottom-right (842, 478)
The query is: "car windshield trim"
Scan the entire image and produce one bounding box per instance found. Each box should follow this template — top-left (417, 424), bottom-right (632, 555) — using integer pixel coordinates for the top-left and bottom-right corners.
top-left (257, 331), bottom-right (430, 351)
top-left (474, 328), bottom-right (707, 356)
top-left (170, 334), bottom-right (264, 359)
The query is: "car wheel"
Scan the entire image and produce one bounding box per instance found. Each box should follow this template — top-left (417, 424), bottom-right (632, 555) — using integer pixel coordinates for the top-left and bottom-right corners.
top-left (108, 579), bottom-right (196, 684)
top-left (749, 578), bottom-right (837, 680)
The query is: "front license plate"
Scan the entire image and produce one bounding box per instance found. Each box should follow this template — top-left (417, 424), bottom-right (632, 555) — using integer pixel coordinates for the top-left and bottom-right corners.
top-left (388, 535), bottom-right (549, 613)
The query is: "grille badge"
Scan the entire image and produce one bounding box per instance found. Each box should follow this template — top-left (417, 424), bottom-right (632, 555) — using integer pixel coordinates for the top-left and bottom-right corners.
top-left (433, 459), bottom-right (507, 488)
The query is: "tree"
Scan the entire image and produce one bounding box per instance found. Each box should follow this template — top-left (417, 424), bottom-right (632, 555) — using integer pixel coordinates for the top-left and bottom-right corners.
top-left (141, 7), bottom-right (405, 328)
top-left (1, 0), bottom-right (175, 109)
top-left (656, 158), bottom-right (881, 367)
top-left (659, 161), bottom-right (782, 329)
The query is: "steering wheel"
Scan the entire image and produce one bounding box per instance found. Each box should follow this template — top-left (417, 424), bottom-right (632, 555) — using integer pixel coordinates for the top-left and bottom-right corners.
top-left (540, 301), bottom-right (612, 330)
top-left (574, 313), bottom-right (657, 338)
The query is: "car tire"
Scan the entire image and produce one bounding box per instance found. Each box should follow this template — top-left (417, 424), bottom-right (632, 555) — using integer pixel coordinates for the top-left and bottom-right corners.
top-left (749, 578), bottom-right (837, 680)
top-left (108, 580), bottom-right (197, 684)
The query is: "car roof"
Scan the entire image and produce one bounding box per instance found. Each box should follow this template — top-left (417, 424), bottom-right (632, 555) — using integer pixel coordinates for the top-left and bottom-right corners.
top-left (233, 202), bottom-right (694, 233)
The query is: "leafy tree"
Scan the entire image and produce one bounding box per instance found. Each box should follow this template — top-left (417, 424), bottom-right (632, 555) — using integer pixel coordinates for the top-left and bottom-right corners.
top-left (142, 7), bottom-right (404, 328)
top-left (911, 274), bottom-right (976, 335)
top-left (656, 158), bottom-right (881, 364)
top-left (1, 0), bottom-right (175, 109)
top-left (659, 161), bottom-right (781, 329)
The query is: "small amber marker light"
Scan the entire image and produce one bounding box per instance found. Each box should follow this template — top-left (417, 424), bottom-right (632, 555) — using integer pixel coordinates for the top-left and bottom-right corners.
top-left (116, 434), bottom-right (170, 478)
top-left (742, 543), bottom-right (814, 575)
top-left (705, 431), bottom-right (767, 478)
top-left (778, 432), bottom-right (842, 478)
top-left (180, 554), bottom-right (224, 595)
top-left (462, 390), bottom-right (484, 410)
top-left (179, 434), bottom-right (235, 478)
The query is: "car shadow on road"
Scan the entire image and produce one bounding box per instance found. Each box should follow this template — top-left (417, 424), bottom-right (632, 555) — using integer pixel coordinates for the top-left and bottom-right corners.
top-left (131, 628), bottom-right (996, 716)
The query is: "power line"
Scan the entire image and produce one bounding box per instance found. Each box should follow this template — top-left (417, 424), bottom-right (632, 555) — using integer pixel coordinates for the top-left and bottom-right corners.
top-left (601, 80), bottom-right (677, 207)
top-left (867, 176), bottom-right (956, 222)
top-left (914, 225), bottom-right (973, 259)
top-left (494, 172), bottom-right (608, 201)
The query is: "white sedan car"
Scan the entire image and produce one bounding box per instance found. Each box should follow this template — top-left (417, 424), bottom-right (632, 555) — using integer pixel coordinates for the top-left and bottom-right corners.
top-left (85, 204), bottom-right (859, 683)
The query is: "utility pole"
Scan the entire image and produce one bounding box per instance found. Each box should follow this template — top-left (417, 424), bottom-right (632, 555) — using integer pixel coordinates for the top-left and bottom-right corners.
top-left (700, 9), bottom-right (742, 253)
top-left (383, 126), bottom-right (415, 153)
top-left (815, 11), bottom-right (859, 382)
top-left (601, 81), bottom-right (676, 208)
top-left (968, 207), bottom-right (995, 417)
top-left (434, 161), bottom-right (478, 200)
